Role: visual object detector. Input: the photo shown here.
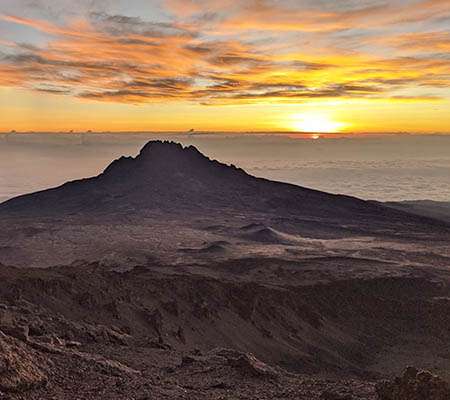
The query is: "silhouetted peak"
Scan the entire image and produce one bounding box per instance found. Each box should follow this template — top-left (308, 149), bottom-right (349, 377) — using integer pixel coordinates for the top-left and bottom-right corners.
top-left (139, 140), bottom-right (185, 155)
top-left (137, 140), bottom-right (207, 164)
top-left (102, 140), bottom-right (244, 180)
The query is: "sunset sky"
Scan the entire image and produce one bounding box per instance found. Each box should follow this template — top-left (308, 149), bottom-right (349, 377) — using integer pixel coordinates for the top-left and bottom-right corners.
top-left (1, 0), bottom-right (449, 133)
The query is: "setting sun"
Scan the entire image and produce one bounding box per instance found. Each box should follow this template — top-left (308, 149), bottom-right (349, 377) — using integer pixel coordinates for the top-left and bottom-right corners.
top-left (289, 113), bottom-right (346, 133)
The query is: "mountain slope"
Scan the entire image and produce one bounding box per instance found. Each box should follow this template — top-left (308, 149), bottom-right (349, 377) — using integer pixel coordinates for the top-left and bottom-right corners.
top-left (384, 200), bottom-right (450, 224)
top-left (0, 141), bottom-right (448, 238)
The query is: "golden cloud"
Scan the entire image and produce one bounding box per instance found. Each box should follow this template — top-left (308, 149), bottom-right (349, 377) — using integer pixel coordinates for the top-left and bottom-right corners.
top-left (0, 0), bottom-right (449, 105)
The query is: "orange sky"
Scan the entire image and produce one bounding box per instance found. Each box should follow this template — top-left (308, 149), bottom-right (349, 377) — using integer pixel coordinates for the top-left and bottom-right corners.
top-left (0, 0), bottom-right (449, 133)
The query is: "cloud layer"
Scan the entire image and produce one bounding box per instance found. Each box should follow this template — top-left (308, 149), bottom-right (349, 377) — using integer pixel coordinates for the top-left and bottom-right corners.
top-left (0, 0), bottom-right (449, 104)
top-left (2, 132), bottom-right (450, 201)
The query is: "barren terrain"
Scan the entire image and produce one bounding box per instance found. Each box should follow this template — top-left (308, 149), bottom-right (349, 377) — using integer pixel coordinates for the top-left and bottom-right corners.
top-left (1, 141), bottom-right (449, 399)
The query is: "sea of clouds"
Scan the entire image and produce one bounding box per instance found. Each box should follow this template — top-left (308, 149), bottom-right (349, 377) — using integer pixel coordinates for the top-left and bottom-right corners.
top-left (1, 133), bottom-right (449, 203)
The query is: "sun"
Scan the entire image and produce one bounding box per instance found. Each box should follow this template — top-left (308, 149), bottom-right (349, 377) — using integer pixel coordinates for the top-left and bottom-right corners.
top-left (289, 112), bottom-right (346, 133)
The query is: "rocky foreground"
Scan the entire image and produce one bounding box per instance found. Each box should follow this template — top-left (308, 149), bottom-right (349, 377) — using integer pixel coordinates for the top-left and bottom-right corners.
top-left (0, 260), bottom-right (450, 399)
top-left (2, 297), bottom-right (448, 400)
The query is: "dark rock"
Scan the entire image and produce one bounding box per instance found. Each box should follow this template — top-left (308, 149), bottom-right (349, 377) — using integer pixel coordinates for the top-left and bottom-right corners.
top-left (209, 381), bottom-right (228, 389)
top-left (209, 348), bottom-right (279, 379)
top-left (376, 367), bottom-right (450, 400)
top-left (0, 325), bottom-right (29, 342)
top-left (321, 389), bottom-right (353, 399)
top-left (147, 338), bottom-right (171, 350)
top-left (181, 355), bottom-right (197, 366)
top-left (28, 318), bottom-right (45, 336)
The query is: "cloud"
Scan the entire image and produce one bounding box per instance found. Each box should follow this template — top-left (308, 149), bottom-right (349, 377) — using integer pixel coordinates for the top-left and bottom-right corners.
top-left (0, 0), bottom-right (449, 105)
top-left (90, 12), bottom-right (196, 39)
top-left (23, 0), bottom-right (116, 20)
top-left (174, 0), bottom-right (450, 34)
top-left (383, 31), bottom-right (450, 52)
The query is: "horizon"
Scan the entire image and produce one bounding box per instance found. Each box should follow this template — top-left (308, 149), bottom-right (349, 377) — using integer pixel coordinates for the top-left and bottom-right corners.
top-left (2, 130), bottom-right (450, 136)
top-left (2, 132), bottom-right (449, 203)
top-left (1, 0), bottom-right (450, 133)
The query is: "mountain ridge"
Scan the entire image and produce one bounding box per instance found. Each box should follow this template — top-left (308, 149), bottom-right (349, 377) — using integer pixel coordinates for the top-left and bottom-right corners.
top-left (1, 141), bottom-right (449, 237)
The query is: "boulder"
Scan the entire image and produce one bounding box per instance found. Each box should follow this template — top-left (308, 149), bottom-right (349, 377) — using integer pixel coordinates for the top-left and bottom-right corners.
top-left (208, 348), bottom-right (279, 379)
top-left (376, 367), bottom-right (450, 400)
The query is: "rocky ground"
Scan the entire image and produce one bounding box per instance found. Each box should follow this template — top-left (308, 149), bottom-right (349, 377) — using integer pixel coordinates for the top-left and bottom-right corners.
top-left (0, 255), bottom-right (449, 399)
top-left (1, 142), bottom-right (450, 399)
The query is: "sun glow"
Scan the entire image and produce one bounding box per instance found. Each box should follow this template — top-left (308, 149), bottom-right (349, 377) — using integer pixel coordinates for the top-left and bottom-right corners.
top-left (289, 112), bottom-right (346, 133)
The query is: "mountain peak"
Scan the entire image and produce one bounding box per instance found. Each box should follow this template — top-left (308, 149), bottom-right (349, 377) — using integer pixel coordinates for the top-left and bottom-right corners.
top-left (138, 140), bottom-right (200, 157)
top-left (101, 140), bottom-right (245, 180)
top-left (0, 140), bottom-right (253, 215)
top-left (136, 140), bottom-right (209, 166)
top-left (2, 140), bottom-right (444, 238)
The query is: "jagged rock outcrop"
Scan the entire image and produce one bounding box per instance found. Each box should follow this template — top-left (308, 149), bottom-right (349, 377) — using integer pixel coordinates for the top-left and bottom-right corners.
top-left (209, 348), bottom-right (280, 379)
top-left (181, 348), bottom-right (280, 379)
top-left (376, 367), bottom-right (450, 400)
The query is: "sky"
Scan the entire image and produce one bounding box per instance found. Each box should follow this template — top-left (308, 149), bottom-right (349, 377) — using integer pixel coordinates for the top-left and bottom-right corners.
top-left (0, 0), bottom-right (449, 133)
